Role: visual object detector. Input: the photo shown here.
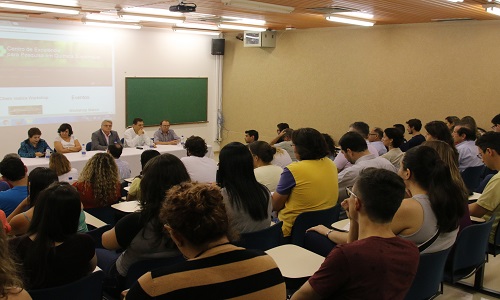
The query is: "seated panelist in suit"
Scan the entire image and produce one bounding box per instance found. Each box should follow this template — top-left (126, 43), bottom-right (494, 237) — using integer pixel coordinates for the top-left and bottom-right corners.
top-left (91, 120), bottom-right (121, 151)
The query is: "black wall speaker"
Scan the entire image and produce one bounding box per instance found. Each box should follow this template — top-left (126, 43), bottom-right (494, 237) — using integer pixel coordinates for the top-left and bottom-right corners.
top-left (211, 38), bottom-right (225, 55)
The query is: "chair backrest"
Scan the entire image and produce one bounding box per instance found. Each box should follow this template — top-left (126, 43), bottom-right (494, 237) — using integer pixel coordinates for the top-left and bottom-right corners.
top-left (29, 270), bottom-right (104, 300)
top-left (461, 165), bottom-right (485, 193)
top-left (85, 224), bottom-right (112, 248)
top-left (476, 174), bottom-right (494, 194)
top-left (404, 248), bottom-right (451, 300)
top-left (84, 206), bottom-right (116, 226)
top-left (125, 256), bottom-right (185, 289)
top-left (235, 221), bottom-right (284, 251)
top-left (291, 205), bottom-right (340, 247)
top-left (489, 216), bottom-right (500, 256)
top-left (86, 142), bottom-right (92, 151)
top-left (303, 231), bottom-right (336, 257)
top-left (445, 215), bottom-right (495, 283)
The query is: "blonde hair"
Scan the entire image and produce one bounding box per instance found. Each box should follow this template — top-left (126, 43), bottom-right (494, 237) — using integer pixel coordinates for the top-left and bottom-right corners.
top-left (49, 152), bottom-right (71, 176)
top-left (77, 153), bottom-right (120, 206)
top-left (421, 141), bottom-right (469, 199)
top-left (0, 229), bottom-right (24, 298)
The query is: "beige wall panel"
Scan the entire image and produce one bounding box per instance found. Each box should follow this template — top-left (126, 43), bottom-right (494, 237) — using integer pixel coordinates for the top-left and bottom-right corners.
top-left (221, 21), bottom-right (500, 145)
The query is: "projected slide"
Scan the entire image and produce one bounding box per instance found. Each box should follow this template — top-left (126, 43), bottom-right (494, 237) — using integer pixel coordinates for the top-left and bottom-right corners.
top-left (0, 23), bottom-right (115, 126)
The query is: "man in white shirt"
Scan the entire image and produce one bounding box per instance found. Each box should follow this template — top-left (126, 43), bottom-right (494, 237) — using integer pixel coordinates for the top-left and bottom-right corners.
top-left (123, 118), bottom-right (155, 148)
top-left (337, 132), bottom-right (396, 202)
top-left (368, 127), bottom-right (387, 156)
top-left (334, 122), bottom-right (379, 172)
top-left (452, 125), bottom-right (484, 172)
top-left (180, 136), bottom-right (217, 183)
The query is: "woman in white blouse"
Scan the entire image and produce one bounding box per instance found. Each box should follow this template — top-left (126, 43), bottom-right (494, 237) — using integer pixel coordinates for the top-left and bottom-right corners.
top-left (54, 123), bottom-right (82, 153)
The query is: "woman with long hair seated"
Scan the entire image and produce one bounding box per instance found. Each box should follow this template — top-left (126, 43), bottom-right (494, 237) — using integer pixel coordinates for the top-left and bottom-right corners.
top-left (248, 141), bottom-right (283, 192)
top-left (422, 140), bottom-right (472, 232)
top-left (73, 153), bottom-right (121, 209)
top-left (98, 154), bottom-right (190, 294)
top-left (217, 142), bottom-right (272, 234)
top-left (123, 182), bottom-right (286, 299)
top-left (9, 182), bottom-right (96, 289)
top-left (8, 168), bottom-right (88, 236)
top-left (53, 123), bottom-right (82, 153)
top-left (49, 152), bottom-right (78, 183)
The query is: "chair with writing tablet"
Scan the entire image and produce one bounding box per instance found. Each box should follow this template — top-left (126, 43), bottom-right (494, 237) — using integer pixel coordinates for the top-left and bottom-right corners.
top-left (29, 270), bottom-right (104, 300)
top-left (291, 205), bottom-right (340, 247)
top-left (488, 218), bottom-right (500, 257)
top-left (404, 247), bottom-right (451, 300)
top-left (235, 221), bottom-right (284, 251)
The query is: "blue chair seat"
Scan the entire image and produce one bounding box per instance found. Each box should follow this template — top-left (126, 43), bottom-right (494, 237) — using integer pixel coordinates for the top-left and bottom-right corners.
top-left (29, 270), bottom-right (105, 300)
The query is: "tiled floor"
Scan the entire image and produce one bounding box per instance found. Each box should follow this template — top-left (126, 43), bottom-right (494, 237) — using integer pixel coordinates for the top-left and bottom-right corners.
top-left (440, 253), bottom-right (500, 299)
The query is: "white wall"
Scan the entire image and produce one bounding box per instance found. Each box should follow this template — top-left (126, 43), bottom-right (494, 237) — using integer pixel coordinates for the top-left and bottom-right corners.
top-left (1, 21), bottom-right (220, 158)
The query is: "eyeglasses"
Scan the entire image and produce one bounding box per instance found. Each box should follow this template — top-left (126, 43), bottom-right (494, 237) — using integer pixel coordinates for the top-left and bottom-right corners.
top-left (346, 186), bottom-right (359, 199)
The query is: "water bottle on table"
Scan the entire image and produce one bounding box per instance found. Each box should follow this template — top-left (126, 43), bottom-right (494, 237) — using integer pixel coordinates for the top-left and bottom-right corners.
top-left (181, 135), bottom-right (185, 147)
top-left (81, 144), bottom-right (86, 156)
top-left (45, 149), bottom-right (51, 159)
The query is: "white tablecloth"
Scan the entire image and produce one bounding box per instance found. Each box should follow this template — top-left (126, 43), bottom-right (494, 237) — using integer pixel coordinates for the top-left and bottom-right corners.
top-left (21, 144), bottom-right (213, 176)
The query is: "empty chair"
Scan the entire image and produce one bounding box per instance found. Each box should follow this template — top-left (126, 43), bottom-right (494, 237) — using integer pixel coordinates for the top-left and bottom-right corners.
top-left (461, 165), bottom-right (485, 194)
top-left (124, 256), bottom-right (185, 289)
top-left (444, 215), bottom-right (494, 284)
top-left (235, 221), bottom-right (284, 251)
top-left (291, 205), bottom-right (340, 247)
top-left (29, 270), bottom-right (104, 300)
top-left (404, 248), bottom-right (451, 300)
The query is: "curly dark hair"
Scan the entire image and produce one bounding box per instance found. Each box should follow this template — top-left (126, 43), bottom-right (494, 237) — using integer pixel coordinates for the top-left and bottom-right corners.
top-left (184, 136), bottom-right (208, 157)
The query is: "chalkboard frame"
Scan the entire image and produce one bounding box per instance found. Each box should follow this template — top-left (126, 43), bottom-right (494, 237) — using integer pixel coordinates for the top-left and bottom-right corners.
top-left (125, 77), bottom-right (208, 127)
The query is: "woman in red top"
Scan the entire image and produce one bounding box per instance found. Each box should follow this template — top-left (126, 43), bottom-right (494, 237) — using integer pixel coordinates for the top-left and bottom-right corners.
top-left (73, 153), bottom-right (121, 209)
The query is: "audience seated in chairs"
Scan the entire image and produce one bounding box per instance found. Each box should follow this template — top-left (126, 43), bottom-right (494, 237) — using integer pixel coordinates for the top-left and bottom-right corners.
top-left (72, 153), bottom-right (121, 209)
top-left (272, 128), bottom-right (339, 238)
top-left (9, 182), bottom-right (96, 290)
top-left (318, 145), bottom-right (466, 253)
top-left (123, 182), bottom-right (286, 299)
top-left (217, 142), bottom-right (272, 234)
top-left (126, 150), bottom-right (160, 202)
top-left (48, 152), bottom-right (78, 184)
top-left (8, 168), bottom-right (87, 236)
top-left (0, 213), bottom-right (31, 300)
top-left (380, 127), bottom-right (405, 169)
top-left (291, 169), bottom-right (419, 300)
top-left (248, 141), bottom-right (283, 192)
top-left (97, 154), bottom-right (189, 297)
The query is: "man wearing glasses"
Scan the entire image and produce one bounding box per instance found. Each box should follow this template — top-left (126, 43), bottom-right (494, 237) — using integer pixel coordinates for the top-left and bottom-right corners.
top-left (154, 120), bottom-right (180, 145)
top-left (336, 132), bottom-right (396, 203)
top-left (469, 132), bottom-right (500, 244)
top-left (291, 169), bottom-right (419, 300)
top-left (491, 114), bottom-right (500, 132)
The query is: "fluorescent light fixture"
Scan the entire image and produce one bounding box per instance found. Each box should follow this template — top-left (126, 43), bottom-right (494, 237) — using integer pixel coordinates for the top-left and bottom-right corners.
top-left (119, 12), bottom-right (184, 24)
top-left (121, 7), bottom-right (183, 17)
top-left (14, 0), bottom-right (78, 6)
top-left (0, 12), bottom-right (28, 20)
top-left (83, 21), bottom-right (141, 30)
top-left (176, 22), bottom-right (219, 30)
top-left (0, 2), bottom-right (80, 14)
top-left (219, 23), bottom-right (266, 31)
top-left (326, 16), bottom-right (375, 26)
top-left (222, 16), bottom-right (265, 25)
top-left (336, 12), bottom-right (374, 19)
top-left (85, 13), bottom-right (135, 22)
top-left (447, 0), bottom-right (464, 2)
top-left (484, 4), bottom-right (500, 16)
top-left (173, 28), bottom-right (221, 35)
top-left (221, 0), bottom-right (294, 14)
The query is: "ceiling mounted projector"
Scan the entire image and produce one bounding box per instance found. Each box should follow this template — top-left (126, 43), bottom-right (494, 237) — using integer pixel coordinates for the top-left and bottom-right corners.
top-left (169, 2), bottom-right (197, 12)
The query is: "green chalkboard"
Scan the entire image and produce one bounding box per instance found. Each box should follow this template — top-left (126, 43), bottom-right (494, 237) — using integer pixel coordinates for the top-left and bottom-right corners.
top-left (125, 77), bottom-right (208, 126)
